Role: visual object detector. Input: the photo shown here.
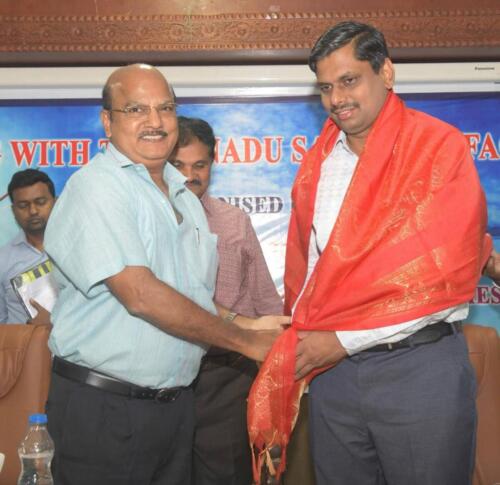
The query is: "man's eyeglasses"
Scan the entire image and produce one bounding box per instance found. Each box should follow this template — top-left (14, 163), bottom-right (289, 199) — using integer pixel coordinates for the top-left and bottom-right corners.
top-left (108, 103), bottom-right (177, 119)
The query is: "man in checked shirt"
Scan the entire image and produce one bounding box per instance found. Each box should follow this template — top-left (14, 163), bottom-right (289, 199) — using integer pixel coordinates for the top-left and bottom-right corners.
top-left (169, 116), bottom-right (283, 485)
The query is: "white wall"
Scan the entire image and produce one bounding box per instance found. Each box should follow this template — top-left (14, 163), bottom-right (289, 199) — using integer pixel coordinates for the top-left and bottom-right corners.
top-left (0, 63), bottom-right (498, 99)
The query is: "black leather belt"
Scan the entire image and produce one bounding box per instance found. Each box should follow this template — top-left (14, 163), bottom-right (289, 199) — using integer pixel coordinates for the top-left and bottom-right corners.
top-left (365, 321), bottom-right (461, 352)
top-left (52, 357), bottom-right (191, 403)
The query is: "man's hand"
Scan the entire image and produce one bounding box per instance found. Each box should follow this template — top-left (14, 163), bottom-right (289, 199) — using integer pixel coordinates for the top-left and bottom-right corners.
top-left (242, 328), bottom-right (283, 362)
top-left (236, 314), bottom-right (291, 331)
top-left (28, 299), bottom-right (52, 326)
top-left (255, 314), bottom-right (291, 330)
top-left (295, 330), bottom-right (347, 380)
top-left (483, 248), bottom-right (500, 285)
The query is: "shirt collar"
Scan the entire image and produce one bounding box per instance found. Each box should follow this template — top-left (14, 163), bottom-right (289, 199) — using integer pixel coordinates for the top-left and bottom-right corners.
top-left (164, 163), bottom-right (188, 198)
top-left (12, 231), bottom-right (44, 254)
top-left (105, 143), bottom-right (187, 198)
top-left (335, 131), bottom-right (357, 157)
top-left (200, 192), bottom-right (213, 214)
top-left (106, 143), bottom-right (135, 168)
top-left (12, 231), bottom-right (29, 247)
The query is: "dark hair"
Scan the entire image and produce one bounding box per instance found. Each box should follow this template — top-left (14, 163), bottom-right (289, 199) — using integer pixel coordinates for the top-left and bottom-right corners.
top-left (176, 116), bottom-right (216, 159)
top-left (309, 21), bottom-right (389, 74)
top-left (102, 82), bottom-right (112, 111)
top-left (8, 169), bottom-right (55, 202)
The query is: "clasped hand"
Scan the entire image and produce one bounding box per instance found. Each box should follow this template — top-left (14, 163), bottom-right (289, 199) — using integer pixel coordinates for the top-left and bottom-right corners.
top-left (295, 330), bottom-right (347, 380)
top-left (236, 314), bottom-right (290, 363)
top-left (483, 248), bottom-right (500, 285)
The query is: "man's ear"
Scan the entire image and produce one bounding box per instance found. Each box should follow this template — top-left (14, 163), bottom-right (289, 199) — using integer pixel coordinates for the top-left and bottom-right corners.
top-left (100, 109), bottom-right (112, 138)
top-left (381, 58), bottom-right (395, 90)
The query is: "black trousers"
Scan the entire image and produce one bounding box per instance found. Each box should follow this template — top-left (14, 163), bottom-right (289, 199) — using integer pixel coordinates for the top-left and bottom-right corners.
top-left (283, 395), bottom-right (316, 485)
top-left (46, 371), bottom-right (195, 485)
top-left (192, 355), bottom-right (258, 485)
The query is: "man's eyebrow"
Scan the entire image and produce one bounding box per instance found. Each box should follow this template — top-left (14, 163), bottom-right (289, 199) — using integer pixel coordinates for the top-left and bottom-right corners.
top-left (317, 72), bottom-right (359, 84)
top-left (122, 100), bottom-right (175, 106)
top-left (338, 72), bottom-right (358, 80)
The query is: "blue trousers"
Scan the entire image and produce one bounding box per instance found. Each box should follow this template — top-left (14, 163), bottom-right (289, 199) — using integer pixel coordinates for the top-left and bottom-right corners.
top-left (309, 331), bottom-right (476, 485)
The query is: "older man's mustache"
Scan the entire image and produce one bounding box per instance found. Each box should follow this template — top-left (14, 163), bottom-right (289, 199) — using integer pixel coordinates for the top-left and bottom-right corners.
top-left (186, 179), bottom-right (202, 186)
top-left (139, 130), bottom-right (168, 139)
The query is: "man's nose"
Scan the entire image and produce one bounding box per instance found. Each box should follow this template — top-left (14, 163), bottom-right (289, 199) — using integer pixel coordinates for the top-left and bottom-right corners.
top-left (145, 107), bottom-right (162, 127)
top-left (182, 166), bottom-right (195, 180)
top-left (330, 86), bottom-right (346, 108)
top-left (29, 203), bottom-right (39, 215)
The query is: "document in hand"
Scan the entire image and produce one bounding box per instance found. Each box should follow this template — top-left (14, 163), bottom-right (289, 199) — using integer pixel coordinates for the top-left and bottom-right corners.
top-left (10, 259), bottom-right (59, 319)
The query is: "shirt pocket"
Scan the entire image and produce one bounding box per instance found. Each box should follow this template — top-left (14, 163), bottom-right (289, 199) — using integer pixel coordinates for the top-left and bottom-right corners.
top-left (181, 225), bottom-right (219, 296)
top-left (215, 240), bottom-right (246, 292)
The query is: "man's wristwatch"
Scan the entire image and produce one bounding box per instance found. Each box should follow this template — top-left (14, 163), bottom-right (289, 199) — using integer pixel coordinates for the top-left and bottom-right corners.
top-left (224, 311), bottom-right (238, 323)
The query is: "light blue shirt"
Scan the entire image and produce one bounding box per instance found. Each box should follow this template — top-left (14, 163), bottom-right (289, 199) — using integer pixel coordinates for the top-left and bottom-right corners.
top-left (0, 232), bottom-right (48, 323)
top-left (45, 144), bottom-right (218, 388)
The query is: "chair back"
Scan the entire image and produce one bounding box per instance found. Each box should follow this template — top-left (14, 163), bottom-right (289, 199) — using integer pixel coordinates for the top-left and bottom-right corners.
top-left (463, 323), bottom-right (500, 485)
top-left (0, 324), bottom-right (51, 485)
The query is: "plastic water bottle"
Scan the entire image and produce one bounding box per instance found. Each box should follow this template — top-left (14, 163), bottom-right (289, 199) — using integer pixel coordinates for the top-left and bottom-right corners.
top-left (17, 413), bottom-right (54, 485)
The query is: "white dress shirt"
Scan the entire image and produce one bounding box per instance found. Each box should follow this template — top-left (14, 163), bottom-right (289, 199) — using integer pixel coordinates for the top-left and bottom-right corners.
top-left (295, 132), bottom-right (467, 355)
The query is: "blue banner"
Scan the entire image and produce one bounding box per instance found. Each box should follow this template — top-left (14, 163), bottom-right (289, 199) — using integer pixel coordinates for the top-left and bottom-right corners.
top-left (1, 92), bottom-right (499, 331)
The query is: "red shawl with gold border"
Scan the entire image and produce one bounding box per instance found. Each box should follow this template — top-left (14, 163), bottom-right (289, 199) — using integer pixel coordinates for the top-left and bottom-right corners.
top-left (247, 91), bottom-right (490, 482)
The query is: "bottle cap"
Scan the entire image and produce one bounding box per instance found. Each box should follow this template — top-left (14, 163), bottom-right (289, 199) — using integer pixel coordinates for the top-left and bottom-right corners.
top-left (28, 413), bottom-right (48, 425)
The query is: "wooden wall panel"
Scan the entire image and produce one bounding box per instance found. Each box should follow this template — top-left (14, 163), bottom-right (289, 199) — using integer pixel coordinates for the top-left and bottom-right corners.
top-left (0, 0), bottom-right (498, 65)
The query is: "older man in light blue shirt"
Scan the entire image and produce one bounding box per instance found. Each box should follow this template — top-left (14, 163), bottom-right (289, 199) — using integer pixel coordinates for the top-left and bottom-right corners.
top-left (47, 143), bottom-right (217, 388)
top-left (44, 63), bottom-right (284, 485)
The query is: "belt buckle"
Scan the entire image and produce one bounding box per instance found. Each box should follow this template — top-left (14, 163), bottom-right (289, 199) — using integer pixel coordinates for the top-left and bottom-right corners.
top-left (155, 387), bottom-right (179, 403)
